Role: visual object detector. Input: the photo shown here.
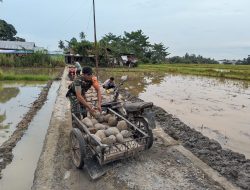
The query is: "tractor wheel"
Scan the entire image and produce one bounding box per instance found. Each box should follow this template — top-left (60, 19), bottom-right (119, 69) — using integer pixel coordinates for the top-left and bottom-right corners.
top-left (70, 128), bottom-right (86, 169)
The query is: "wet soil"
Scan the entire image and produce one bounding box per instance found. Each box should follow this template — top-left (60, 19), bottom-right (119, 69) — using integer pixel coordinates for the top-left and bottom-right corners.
top-left (0, 83), bottom-right (45, 145)
top-left (138, 74), bottom-right (250, 158)
top-left (32, 68), bottom-right (226, 190)
top-left (0, 82), bottom-right (60, 190)
top-left (51, 135), bottom-right (224, 190)
top-left (99, 72), bottom-right (250, 158)
top-left (126, 93), bottom-right (250, 190)
top-left (0, 69), bottom-right (63, 179)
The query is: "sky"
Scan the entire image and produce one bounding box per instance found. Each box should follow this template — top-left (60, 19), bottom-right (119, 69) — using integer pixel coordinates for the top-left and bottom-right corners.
top-left (0, 0), bottom-right (249, 60)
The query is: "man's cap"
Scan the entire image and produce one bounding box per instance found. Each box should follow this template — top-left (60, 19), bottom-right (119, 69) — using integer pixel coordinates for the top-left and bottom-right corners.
top-left (82, 67), bottom-right (93, 75)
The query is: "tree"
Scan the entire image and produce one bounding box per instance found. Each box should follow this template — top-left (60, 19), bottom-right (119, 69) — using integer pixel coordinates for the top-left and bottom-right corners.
top-left (15, 36), bottom-right (25, 42)
top-left (123, 30), bottom-right (151, 59)
top-left (79, 32), bottom-right (86, 41)
top-left (0, 19), bottom-right (17, 40)
top-left (58, 40), bottom-right (65, 50)
top-left (247, 56), bottom-right (250, 65)
top-left (60, 29), bottom-right (171, 66)
top-left (151, 43), bottom-right (170, 63)
top-left (99, 33), bottom-right (125, 57)
top-left (168, 53), bottom-right (218, 64)
top-left (73, 40), bottom-right (93, 57)
top-left (0, 19), bottom-right (25, 41)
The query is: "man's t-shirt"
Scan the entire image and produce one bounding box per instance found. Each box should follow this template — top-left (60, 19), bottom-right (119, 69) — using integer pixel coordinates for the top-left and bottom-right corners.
top-left (103, 79), bottom-right (115, 88)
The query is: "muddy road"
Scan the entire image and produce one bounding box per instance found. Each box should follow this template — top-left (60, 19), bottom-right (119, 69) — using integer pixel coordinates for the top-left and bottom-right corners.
top-left (32, 68), bottom-right (239, 190)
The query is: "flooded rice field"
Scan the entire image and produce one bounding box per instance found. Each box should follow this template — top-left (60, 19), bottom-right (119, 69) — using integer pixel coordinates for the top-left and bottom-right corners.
top-left (4, 67), bottom-right (62, 77)
top-left (0, 81), bottom-right (60, 190)
top-left (0, 81), bottom-right (46, 145)
top-left (99, 71), bottom-right (250, 158)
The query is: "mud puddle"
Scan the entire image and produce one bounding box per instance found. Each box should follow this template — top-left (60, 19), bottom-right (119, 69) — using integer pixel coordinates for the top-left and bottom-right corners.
top-left (0, 81), bottom-right (60, 190)
top-left (138, 75), bottom-right (250, 158)
top-left (0, 81), bottom-right (46, 145)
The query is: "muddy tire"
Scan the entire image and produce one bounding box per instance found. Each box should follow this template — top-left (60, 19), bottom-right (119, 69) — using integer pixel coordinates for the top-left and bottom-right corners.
top-left (134, 117), bottom-right (153, 149)
top-left (70, 128), bottom-right (86, 169)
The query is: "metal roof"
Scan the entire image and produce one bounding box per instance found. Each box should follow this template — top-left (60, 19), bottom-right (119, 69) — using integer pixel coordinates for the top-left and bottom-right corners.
top-left (0, 40), bottom-right (35, 50)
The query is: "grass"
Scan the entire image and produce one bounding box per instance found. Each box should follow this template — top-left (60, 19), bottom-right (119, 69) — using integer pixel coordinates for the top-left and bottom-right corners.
top-left (0, 67), bottom-right (60, 81)
top-left (0, 69), bottom-right (52, 81)
top-left (0, 53), bottom-right (65, 67)
top-left (0, 113), bottom-right (6, 123)
top-left (0, 74), bottom-right (52, 81)
top-left (102, 64), bottom-right (250, 81)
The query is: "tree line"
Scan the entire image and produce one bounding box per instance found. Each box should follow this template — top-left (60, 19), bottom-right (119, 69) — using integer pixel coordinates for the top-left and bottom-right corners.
top-left (58, 30), bottom-right (170, 65)
top-left (242, 56), bottom-right (250, 65)
top-left (167, 53), bottom-right (219, 64)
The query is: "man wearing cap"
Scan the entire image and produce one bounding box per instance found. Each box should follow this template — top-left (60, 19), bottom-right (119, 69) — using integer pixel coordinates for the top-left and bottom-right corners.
top-left (66, 66), bottom-right (102, 118)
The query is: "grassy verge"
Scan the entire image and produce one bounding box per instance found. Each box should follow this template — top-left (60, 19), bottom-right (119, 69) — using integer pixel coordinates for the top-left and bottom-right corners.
top-left (103, 64), bottom-right (250, 81)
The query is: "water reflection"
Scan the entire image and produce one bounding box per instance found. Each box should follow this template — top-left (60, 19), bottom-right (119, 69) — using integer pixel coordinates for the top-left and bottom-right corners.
top-left (0, 87), bottom-right (20, 103)
top-left (138, 74), bottom-right (250, 158)
top-left (98, 71), bottom-right (166, 96)
top-left (0, 112), bottom-right (9, 129)
top-left (0, 82), bottom-right (45, 145)
top-left (99, 70), bottom-right (250, 157)
top-left (0, 82), bottom-right (60, 190)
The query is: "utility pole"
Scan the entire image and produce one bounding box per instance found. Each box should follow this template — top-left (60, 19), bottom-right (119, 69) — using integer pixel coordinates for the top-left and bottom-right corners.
top-left (93, 0), bottom-right (99, 77)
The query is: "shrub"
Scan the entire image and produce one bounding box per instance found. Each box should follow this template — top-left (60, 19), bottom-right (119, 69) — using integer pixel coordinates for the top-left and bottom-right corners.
top-left (0, 53), bottom-right (65, 67)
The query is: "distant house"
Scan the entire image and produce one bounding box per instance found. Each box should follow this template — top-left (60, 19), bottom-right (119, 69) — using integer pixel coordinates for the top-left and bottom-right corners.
top-left (65, 52), bottom-right (84, 64)
top-left (0, 40), bottom-right (36, 54)
top-left (120, 53), bottom-right (138, 67)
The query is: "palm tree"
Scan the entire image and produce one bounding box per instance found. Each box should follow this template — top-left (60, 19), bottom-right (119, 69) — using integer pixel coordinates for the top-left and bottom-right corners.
top-left (79, 32), bottom-right (86, 41)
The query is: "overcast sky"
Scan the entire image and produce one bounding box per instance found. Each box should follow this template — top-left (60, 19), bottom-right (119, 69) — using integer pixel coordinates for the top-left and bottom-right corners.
top-left (0, 0), bottom-right (249, 59)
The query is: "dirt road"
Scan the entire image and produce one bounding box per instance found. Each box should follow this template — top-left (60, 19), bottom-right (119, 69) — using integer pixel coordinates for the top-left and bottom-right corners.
top-left (31, 68), bottom-right (241, 190)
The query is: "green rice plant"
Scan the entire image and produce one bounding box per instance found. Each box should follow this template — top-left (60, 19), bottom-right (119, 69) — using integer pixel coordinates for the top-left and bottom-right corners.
top-left (1, 74), bottom-right (52, 81)
top-left (108, 63), bottom-right (250, 81)
top-left (0, 52), bottom-right (65, 67)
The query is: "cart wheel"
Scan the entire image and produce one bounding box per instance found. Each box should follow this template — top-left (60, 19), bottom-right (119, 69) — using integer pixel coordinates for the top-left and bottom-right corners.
top-left (134, 117), bottom-right (153, 149)
top-left (70, 128), bottom-right (86, 169)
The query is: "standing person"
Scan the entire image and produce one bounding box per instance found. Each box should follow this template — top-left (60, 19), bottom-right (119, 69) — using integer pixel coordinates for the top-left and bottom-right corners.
top-left (66, 66), bottom-right (102, 119)
top-left (75, 61), bottom-right (82, 76)
top-left (103, 77), bottom-right (116, 90)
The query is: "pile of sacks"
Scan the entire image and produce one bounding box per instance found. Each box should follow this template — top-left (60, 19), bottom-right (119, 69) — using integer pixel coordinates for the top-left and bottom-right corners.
top-left (81, 113), bottom-right (133, 146)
